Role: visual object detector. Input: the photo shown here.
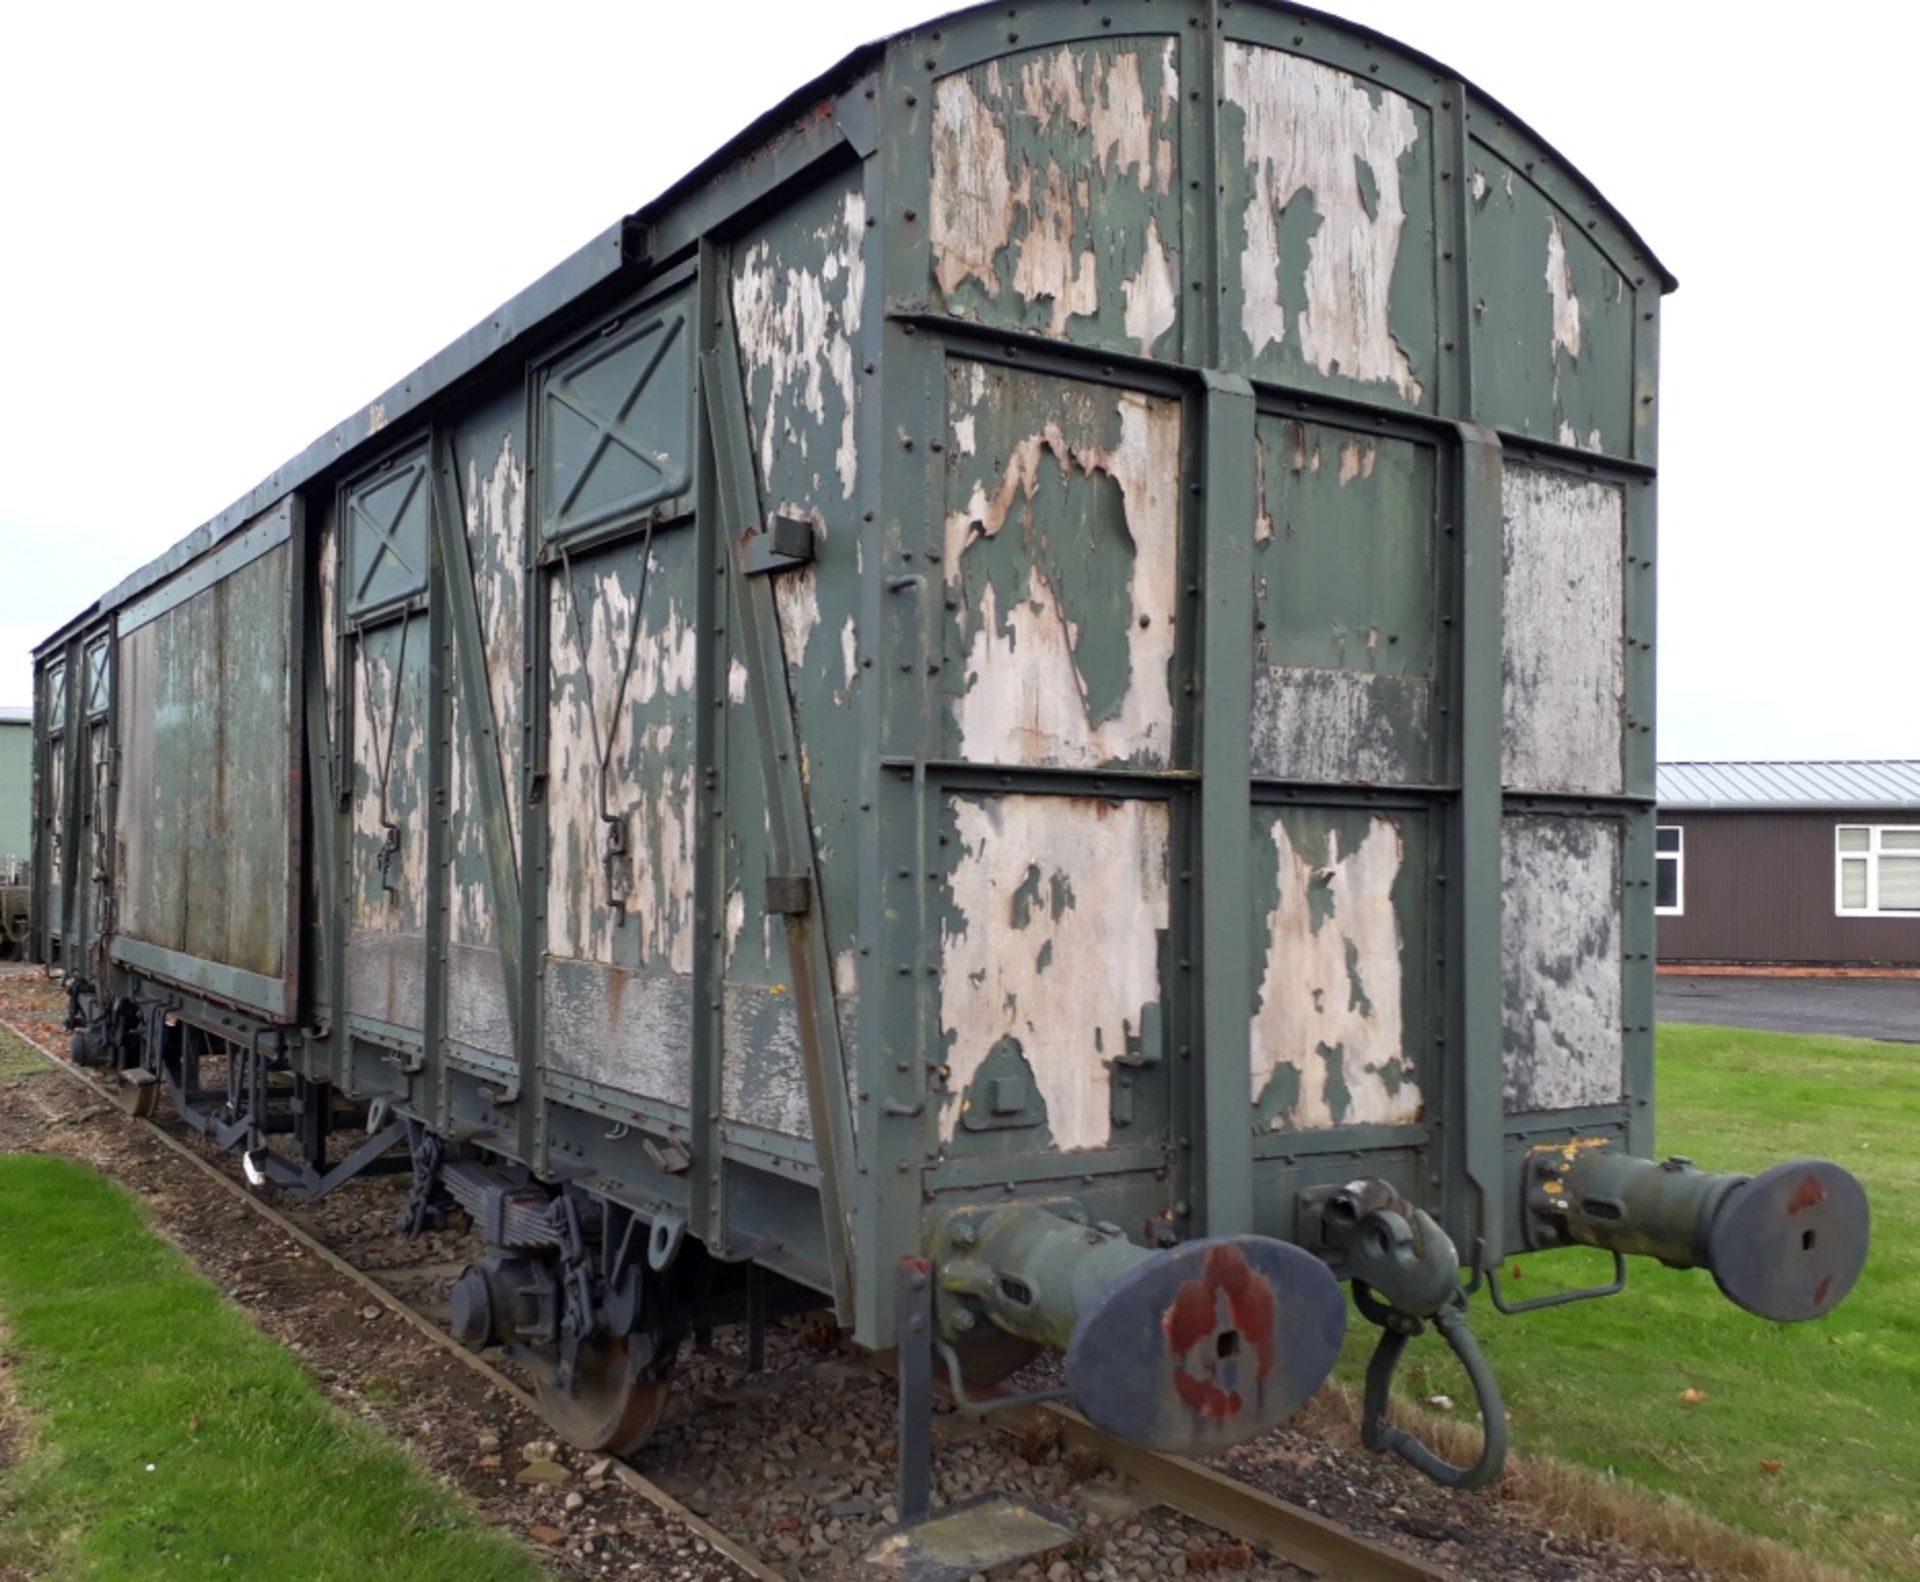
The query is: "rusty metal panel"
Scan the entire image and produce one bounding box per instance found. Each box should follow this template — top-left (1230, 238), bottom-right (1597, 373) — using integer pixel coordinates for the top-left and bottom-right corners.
top-left (1250, 806), bottom-right (1426, 1131)
top-left (930, 39), bottom-right (1183, 356)
top-left (1249, 419), bottom-right (1438, 785)
top-left (113, 518), bottom-right (295, 1015)
top-left (942, 361), bottom-right (1182, 769)
top-left (1219, 44), bottom-right (1435, 408)
top-left (937, 792), bottom-right (1169, 1154)
top-left (1501, 463), bottom-right (1624, 795)
top-left (1501, 814), bottom-right (1623, 1113)
top-left (1469, 155), bottom-right (1636, 455)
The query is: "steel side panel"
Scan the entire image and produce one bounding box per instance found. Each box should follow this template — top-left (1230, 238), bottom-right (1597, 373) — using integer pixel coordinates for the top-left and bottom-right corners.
top-left (112, 528), bottom-right (296, 1022)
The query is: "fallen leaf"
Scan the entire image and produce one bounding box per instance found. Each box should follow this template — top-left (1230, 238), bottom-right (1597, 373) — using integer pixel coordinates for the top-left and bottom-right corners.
top-left (1680, 1389), bottom-right (1708, 1406)
top-left (527, 1525), bottom-right (568, 1545)
top-left (1760, 1460), bottom-right (1784, 1474)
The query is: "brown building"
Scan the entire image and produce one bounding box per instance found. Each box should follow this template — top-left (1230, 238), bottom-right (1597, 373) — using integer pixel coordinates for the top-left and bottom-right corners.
top-left (1655, 761), bottom-right (1920, 968)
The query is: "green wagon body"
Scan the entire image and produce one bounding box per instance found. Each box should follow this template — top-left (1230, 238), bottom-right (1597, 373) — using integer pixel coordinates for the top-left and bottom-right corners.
top-left (29, 0), bottom-right (1864, 1479)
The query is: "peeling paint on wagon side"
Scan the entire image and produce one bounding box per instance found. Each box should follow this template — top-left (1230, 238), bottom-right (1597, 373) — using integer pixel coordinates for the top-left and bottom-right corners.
top-left (939, 794), bottom-right (1169, 1152)
top-left (931, 40), bottom-right (1184, 356)
top-left (1250, 812), bottom-right (1420, 1132)
top-left (943, 364), bottom-right (1181, 769)
top-left (350, 612), bottom-right (430, 932)
top-left (545, 535), bottom-right (699, 971)
top-left (731, 185), bottom-right (866, 502)
top-left (468, 430), bottom-right (527, 862)
top-left (1223, 45), bottom-right (1428, 404)
top-left (1501, 463), bottom-right (1624, 795)
top-left (1249, 417), bottom-right (1439, 786)
top-left (1501, 815), bottom-right (1624, 1113)
top-left (1470, 158), bottom-right (1637, 456)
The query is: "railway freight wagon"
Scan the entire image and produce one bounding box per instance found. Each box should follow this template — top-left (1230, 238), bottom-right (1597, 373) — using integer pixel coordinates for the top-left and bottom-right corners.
top-left (33, 0), bottom-right (1866, 1497)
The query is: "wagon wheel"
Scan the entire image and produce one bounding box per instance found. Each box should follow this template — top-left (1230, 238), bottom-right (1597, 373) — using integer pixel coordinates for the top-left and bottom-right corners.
top-left (536, 1332), bottom-right (677, 1456)
top-left (109, 1070), bottom-right (160, 1119)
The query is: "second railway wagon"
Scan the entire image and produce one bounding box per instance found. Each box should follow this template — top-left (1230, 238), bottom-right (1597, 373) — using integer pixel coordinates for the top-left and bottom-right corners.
top-left (32, 0), bottom-right (1867, 1490)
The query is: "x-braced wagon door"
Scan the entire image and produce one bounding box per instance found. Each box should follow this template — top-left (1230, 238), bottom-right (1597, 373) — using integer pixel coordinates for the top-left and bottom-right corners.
top-left (531, 283), bottom-right (705, 1169)
top-left (75, 629), bottom-right (116, 980)
top-left (37, 653), bottom-right (69, 963)
top-left (341, 446), bottom-right (433, 1059)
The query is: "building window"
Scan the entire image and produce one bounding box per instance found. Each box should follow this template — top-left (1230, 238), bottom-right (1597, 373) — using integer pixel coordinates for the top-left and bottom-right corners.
top-left (1836, 825), bottom-right (1920, 917)
top-left (1655, 825), bottom-right (1684, 915)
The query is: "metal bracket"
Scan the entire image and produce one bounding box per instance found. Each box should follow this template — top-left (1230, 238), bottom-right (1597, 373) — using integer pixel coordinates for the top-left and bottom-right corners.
top-left (763, 872), bottom-right (811, 916)
top-left (741, 513), bottom-right (816, 576)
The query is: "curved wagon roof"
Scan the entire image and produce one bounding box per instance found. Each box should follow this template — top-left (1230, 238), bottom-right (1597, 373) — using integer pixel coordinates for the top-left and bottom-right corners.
top-left (40, 0), bottom-right (1674, 653)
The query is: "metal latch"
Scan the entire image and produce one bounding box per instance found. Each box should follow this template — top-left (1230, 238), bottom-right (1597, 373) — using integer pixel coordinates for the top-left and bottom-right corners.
top-left (742, 513), bottom-right (817, 576)
top-left (378, 824), bottom-right (403, 894)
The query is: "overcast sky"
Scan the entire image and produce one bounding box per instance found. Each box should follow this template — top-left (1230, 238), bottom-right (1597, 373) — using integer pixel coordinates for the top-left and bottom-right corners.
top-left (1, 0), bottom-right (1911, 761)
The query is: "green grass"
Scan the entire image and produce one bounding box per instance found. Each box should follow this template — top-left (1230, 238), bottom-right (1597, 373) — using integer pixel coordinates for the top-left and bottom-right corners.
top-left (0, 1153), bottom-right (547, 1582)
top-left (0, 1027), bottom-right (43, 1080)
top-left (1349, 1024), bottom-right (1920, 1580)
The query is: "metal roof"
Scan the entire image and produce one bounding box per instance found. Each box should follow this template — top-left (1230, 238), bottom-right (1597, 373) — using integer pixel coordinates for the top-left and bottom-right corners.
top-left (1658, 761), bottom-right (1920, 812)
top-left (0, 707), bottom-right (31, 726)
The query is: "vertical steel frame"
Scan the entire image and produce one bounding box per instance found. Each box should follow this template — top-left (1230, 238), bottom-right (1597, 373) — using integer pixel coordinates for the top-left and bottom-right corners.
top-left (1196, 373), bottom-right (1256, 1237)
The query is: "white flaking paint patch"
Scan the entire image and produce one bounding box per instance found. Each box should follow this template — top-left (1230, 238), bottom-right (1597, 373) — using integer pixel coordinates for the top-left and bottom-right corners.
top-left (839, 616), bottom-right (857, 690)
top-left (351, 616), bottom-right (428, 932)
top-left (940, 795), bottom-right (1168, 1151)
top-left (1556, 421), bottom-right (1605, 454)
top-left (953, 411), bottom-right (977, 456)
top-left (1501, 816), bottom-right (1623, 1112)
top-left (317, 521), bottom-right (338, 718)
top-left (1088, 49), bottom-right (1153, 187)
top-left (1501, 465), bottom-right (1624, 795)
top-left (1250, 666), bottom-right (1431, 785)
top-left (727, 657), bottom-right (749, 706)
top-left (1546, 215), bottom-right (1583, 360)
top-left (945, 390), bottom-right (1181, 767)
top-left (1226, 44), bottom-right (1424, 402)
top-left (1337, 439), bottom-right (1377, 486)
top-left (1008, 160), bottom-right (1099, 336)
top-left (932, 72), bottom-right (1013, 298)
top-left (732, 187), bottom-right (865, 500)
top-left (1251, 817), bottom-right (1420, 1130)
top-left (546, 561), bottom-right (699, 970)
top-left (367, 402), bottom-right (387, 435)
top-left (1122, 214), bottom-right (1178, 354)
top-left (773, 565), bottom-right (823, 673)
top-left (724, 887), bottom-right (746, 965)
top-left (468, 432), bottom-right (527, 867)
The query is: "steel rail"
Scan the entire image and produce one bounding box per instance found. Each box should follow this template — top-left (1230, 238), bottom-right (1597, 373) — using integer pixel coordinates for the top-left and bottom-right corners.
top-left (999, 1401), bottom-right (1455, 1582)
top-left (865, 1356), bottom-right (1458, 1581)
top-left (0, 1013), bottom-right (785, 1582)
top-left (6, 1010), bottom-right (1451, 1582)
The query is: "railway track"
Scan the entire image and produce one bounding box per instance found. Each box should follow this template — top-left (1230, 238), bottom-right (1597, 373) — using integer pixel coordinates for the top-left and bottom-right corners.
top-left (2, 1009), bottom-right (1451, 1582)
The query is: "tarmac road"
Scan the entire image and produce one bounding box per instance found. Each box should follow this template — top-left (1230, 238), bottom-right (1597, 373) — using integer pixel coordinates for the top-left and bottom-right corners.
top-left (1657, 974), bottom-right (1920, 1044)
